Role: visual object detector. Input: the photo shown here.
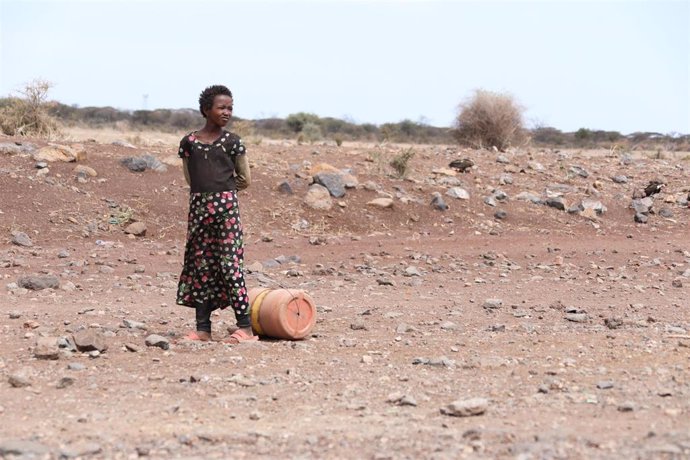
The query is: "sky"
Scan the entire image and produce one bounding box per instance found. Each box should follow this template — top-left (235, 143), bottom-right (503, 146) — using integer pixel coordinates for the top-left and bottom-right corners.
top-left (1, 0), bottom-right (688, 134)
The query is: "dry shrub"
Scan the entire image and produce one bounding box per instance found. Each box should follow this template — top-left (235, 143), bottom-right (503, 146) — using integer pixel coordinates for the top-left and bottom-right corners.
top-left (389, 148), bottom-right (415, 178)
top-left (0, 79), bottom-right (61, 138)
top-left (454, 89), bottom-right (525, 150)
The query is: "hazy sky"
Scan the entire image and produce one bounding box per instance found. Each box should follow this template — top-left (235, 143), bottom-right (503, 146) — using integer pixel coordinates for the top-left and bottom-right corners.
top-left (1, 0), bottom-right (688, 134)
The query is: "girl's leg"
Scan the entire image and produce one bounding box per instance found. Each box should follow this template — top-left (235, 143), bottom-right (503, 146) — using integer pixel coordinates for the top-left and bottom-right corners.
top-left (191, 303), bottom-right (213, 340)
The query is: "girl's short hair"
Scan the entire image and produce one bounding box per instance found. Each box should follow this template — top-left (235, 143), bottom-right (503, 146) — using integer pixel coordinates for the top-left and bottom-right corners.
top-left (198, 85), bottom-right (233, 117)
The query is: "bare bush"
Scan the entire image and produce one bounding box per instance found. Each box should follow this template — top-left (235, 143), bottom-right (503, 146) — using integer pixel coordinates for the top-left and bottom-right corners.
top-left (389, 148), bottom-right (415, 178)
top-left (454, 89), bottom-right (525, 150)
top-left (0, 79), bottom-right (60, 138)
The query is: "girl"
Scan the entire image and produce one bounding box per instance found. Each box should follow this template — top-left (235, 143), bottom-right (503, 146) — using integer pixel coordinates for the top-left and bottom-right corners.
top-left (176, 84), bottom-right (257, 344)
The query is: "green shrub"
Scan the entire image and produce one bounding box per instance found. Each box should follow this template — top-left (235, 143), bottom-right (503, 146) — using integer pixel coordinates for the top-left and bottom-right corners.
top-left (286, 112), bottom-right (320, 133)
top-left (453, 89), bottom-right (525, 150)
top-left (301, 122), bottom-right (322, 143)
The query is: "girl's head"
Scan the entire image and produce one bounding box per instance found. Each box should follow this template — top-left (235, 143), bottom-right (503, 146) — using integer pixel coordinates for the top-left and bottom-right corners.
top-left (198, 85), bottom-right (233, 118)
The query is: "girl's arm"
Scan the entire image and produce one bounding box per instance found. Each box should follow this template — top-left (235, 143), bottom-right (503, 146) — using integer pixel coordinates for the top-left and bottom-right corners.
top-left (182, 158), bottom-right (191, 186)
top-left (235, 154), bottom-right (251, 190)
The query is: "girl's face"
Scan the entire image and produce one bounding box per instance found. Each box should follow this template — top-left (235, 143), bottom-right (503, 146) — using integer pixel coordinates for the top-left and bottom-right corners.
top-left (206, 95), bottom-right (233, 127)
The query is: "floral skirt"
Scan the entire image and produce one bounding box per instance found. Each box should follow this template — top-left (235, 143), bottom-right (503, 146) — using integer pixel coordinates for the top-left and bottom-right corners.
top-left (176, 191), bottom-right (249, 319)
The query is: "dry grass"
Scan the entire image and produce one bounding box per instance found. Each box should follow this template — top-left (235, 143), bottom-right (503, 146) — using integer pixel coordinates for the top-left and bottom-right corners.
top-left (454, 89), bottom-right (526, 150)
top-left (60, 126), bottom-right (180, 147)
top-left (0, 80), bottom-right (61, 138)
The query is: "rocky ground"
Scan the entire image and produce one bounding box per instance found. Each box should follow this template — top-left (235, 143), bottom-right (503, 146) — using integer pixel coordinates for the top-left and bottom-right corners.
top-left (0, 132), bottom-right (689, 459)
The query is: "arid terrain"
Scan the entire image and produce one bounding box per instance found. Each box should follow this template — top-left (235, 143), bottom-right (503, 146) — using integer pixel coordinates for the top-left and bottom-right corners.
top-left (1, 129), bottom-right (689, 459)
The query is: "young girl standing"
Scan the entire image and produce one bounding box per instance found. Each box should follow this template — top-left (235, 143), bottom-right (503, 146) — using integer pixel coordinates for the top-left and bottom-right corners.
top-left (176, 84), bottom-right (257, 344)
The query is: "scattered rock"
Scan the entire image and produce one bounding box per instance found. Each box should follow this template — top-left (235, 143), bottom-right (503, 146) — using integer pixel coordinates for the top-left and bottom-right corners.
top-left (565, 313), bottom-right (588, 323)
top-left (430, 192), bottom-right (448, 211)
top-left (73, 164), bottom-right (97, 177)
top-left (8, 373), bottom-right (32, 388)
top-left (34, 336), bottom-right (60, 360)
top-left (277, 181), bottom-right (293, 194)
top-left (73, 330), bottom-right (108, 353)
top-left (145, 334), bottom-right (170, 350)
top-left (11, 231), bottom-right (33, 247)
top-left (446, 187), bottom-right (470, 200)
top-left (124, 221), bottom-right (147, 236)
top-left (448, 158), bottom-right (474, 172)
top-left (482, 299), bottom-right (502, 310)
top-left (123, 319), bottom-right (147, 330)
top-left (17, 275), bottom-right (60, 290)
top-left (34, 144), bottom-right (83, 162)
top-left (568, 165), bottom-right (589, 178)
top-left (545, 197), bottom-right (566, 211)
top-left (441, 398), bottom-right (489, 417)
top-left (659, 208), bottom-right (674, 218)
top-left (597, 380), bottom-right (614, 390)
top-left (59, 442), bottom-right (102, 458)
top-left (304, 184), bottom-right (333, 210)
top-left (0, 440), bottom-right (51, 457)
top-left (56, 376), bottom-right (75, 389)
top-left (313, 172), bottom-right (346, 198)
top-left (367, 198), bottom-right (394, 208)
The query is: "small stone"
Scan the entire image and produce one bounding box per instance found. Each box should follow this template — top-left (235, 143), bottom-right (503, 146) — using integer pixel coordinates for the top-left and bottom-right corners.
top-left (659, 208), bottom-right (674, 218)
top-left (56, 376), bottom-right (75, 389)
top-left (404, 266), bottom-right (422, 277)
top-left (122, 318), bottom-right (147, 330)
top-left (597, 380), bottom-right (614, 390)
top-left (0, 440), bottom-right (50, 456)
top-left (396, 324), bottom-right (414, 334)
top-left (440, 321), bottom-right (457, 331)
top-left (605, 317), bottom-right (624, 329)
top-left (634, 212), bottom-right (648, 224)
top-left (361, 355), bottom-right (374, 364)
top-left (9, 311), bottom-right (21, 319)
top-left (350, 321), bottom-right (367, 331)
top-left (17, 275), bottom-right (60, 291)
top-left (617, 402), bottom-right (635, 412)
top-left (11, 231), bottom-right (33, 247)
top-left (145, 334), bottom-right (170, 350)
top-left (441, 398), bottom-right (488, 417)
top-left (73, 330), bottom-right (108, 353)
top-left (124, 221), bottom-right (147, 236)
top-left (494, 210), bottom-right (507, 220)
top-left (367, 198), bottom-right (394, 208)
top-left (446, 187), bottom-right (470, 200)
top-left (565, 313), bottom-right (588, 323)
top-left (277, 181), bottom-right (293, 194)
top-left (60, 442), bottom-right (102, 458)
top-left (545, 197), bottom-right (566, 211)
top-left (67, 362), bottom-right (86, 371)
top-left (34, 336), bottom-right (60, 360)
top-left (8, 373), bottom-right (31, 388)
top-left (482, 299), bottom-right (502, 310)
top-left (430, 192), bottom-right (448, 211)
top-left (125, 343), bottom-right (141, 353)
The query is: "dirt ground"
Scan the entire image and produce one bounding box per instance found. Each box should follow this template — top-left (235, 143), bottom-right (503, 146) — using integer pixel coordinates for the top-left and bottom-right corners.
top-left (0, 130), bottom-right (689, 459)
